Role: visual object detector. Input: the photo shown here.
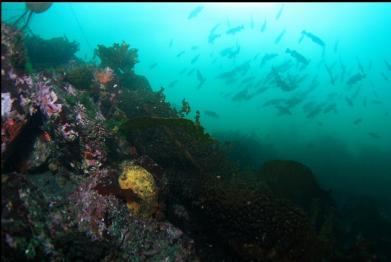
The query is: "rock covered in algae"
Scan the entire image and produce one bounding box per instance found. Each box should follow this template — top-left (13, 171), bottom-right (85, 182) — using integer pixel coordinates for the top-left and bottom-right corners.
top-left (118, 162), bottom-right (158, 218)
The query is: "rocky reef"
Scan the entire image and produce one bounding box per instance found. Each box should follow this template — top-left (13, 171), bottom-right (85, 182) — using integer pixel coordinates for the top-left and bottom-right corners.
top-left (2, 23), bottom-right (391, 262)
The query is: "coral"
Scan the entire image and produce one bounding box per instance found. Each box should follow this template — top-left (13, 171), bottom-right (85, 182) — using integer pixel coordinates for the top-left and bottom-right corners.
top-left (94, 42), bottom-right (138, 75)
top-left (36, 78), bottom-right (63, 119)
top-left (1, 92), bottom-right (14, 119)
top-left (24, 35), bottom-right (79, 70)
top-left (118, 162), bottom-right (158, 218)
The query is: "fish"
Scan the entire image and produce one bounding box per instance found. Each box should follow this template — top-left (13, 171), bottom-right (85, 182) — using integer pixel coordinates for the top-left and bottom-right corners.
top-left (356, 57), bottom-right (365, 75)
top-left (381, 73), bottom-right (389, 81)
top-left (274, 60), bottom-right (294, 73)
top-left (285, 96), bottom-right (304, 109)
top-left (334, 40), bottom-right (339, 53)
top-left (263, 98), bottom-right (286, 107)
top-left (149, 63), bottom-right (158, 70)
top-left (286, 48), bottom-right (309, 67)
top-left (275, 4), bottom-right (284, 20)
top-left (179, 67), bottom-right (187, 75)
top-left (272, 67), bottom-right (295, 92)
top-left (191, 54), bottom-right (200, 64)
top-left (345, 96), bottom-right (354, 107)
top-left (188, 6), bottom-right (204, 19)
top-left (187, 68), bottom-right (195, 76)
top-left (260, 53), bottom-right (278, 68)
top-left (323, 103), bottom-right (337, 114)
top-left (325, 64), bottom-right (335, 85)
top-left (385, 60), bottom-right (391, 72)
top-left (176, 50), bottom-right (185, 58)
top-left (368, 132), bottom-right (380, 139)
top-left (232, 88), bottom-right (253, 102)
top-left (275, 105), bottom-right (292, 116)
top-left (353, 118), bottom-right (362, 125)
top-left (300, 30), bottom-right (325, 47)
top-left (240, 76), bottom-right (256, 85)
top-left (196, 69), bottom-right (206, 89)
top-left (252, 53), bottom-right (260, 61)
top-left (220, 44), bottom-right (240, 59)
top-left (169, 39), bottom-right (173, 48)
top-left (260, 19), bottom-right (267, 32)
top-left (208, 24), bottom-right (221, 44)
top-left (346, 73), bottom-right (365, 85)
top-left (274, 29), bottom-right (286, 44)
top-left (306, 104), bottom-right (323, 119)
top-left (226, 25), bottom-right (245, 35)
top-left (168, 80), bottom-right (178, 88)
top-left (250, 16), bottom-right (254, 29)
top-left (204, 110), bottom-right (220, 118)
top-left (217, 60), bottom-right (251, 81)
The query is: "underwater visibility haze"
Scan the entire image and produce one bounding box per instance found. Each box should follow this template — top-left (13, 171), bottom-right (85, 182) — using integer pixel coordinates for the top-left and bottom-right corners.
top-left (1, 2), bottom-right (391, 261)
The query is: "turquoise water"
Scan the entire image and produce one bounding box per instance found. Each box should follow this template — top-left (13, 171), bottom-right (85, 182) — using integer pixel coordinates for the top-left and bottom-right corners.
top-left (2, 2), bottom-right (391, 201)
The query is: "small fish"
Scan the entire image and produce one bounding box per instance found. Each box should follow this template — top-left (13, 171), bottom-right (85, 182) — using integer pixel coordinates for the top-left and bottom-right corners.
top-left (346, 73), bottom-right (365, 85)
top-left (260, 19), bottom-right (267, 32)
top-left (168, 80), bottom-right (178, 88)
top-left (208, 24), bottom-right (221, 44)
top-left (188, 6), bottom-right (204, 19)
top-left (306, 105), bottom-right (323, 119)
top-left (220, 44), bottom-right (240, 59)
top-left (357, 57), bottom-right (365, 75)
top-left (275, 4), bottom-right (284, 20)
top-left (334, 40), bottom-right (339, 53)
top-left (325, 64), bottom-right (335, 85)
top-left (263, 98), bottom-right (285, 107)
top-left (232, 88), bottom-right (253, 102)
top-left (323, 103), bottom-right (337, 114)
top-left (385, 60), bottom-right (391, 72)
top-left (300, 30), bottom-right (325, 47)
top-left (260, 53), bottom-right (278, 68)
top-left (250, 16), bottom-right (254, 29)
top-left (191, 54), bottom-right (200, 64)
top-left (149, 63), bottom-right (158, 70)
top-left (226, 25), bottom-right (244, 35)
top-left (274, 29), bottom-right (286, 44)
top-left (345, 96), bottom-right (354, 107)
top-left (179, 67), bottom-right (187, 75)
top-left (353, 118), bottom-right (362, 125)
top-left (286, 48), bottom-right (309, 66)
top-left (204, 110), bottom-right (220, 118)
top-left (176, 50), bottom-right (185, 58)
top-left (169, 39), bottom-right (173, 48)
top-left (275, 105), bottom-right (292, 116)
top-left (187, 68), bottom-right (195, 76)
top-left (381, 73), bottom-right (389, 81)
top-left (196, 69), bottom-right (206, 89)
top-left (368, 132), bottom-right (380, 139)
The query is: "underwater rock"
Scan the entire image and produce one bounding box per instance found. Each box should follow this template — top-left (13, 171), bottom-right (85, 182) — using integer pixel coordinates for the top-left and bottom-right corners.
top-left (24, 133), bottom-right (54, 173)
top-left (257, 160), bottom-right (333, 212)
top-left (198, 176), bottom-right (323, 261)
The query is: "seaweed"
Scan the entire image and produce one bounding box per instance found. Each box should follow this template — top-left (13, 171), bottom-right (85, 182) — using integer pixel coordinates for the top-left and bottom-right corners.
top-left (94, 42), bottom-right (138, 75)
top-left (24, 35), bottom-right (79, 70)
top-left (63, 65), bottom-right (94, 90)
